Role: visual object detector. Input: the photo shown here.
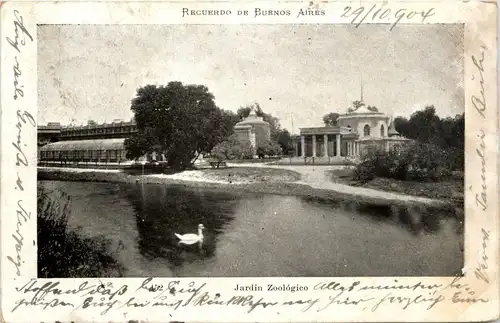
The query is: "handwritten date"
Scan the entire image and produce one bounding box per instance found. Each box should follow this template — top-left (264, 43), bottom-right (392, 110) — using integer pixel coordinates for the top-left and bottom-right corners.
top-left (341, 5), bottom-right (435, 31)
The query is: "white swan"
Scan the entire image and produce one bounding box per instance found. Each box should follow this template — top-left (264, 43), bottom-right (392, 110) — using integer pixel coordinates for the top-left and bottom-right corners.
top-left (175, 224), bottom-right (205, 245)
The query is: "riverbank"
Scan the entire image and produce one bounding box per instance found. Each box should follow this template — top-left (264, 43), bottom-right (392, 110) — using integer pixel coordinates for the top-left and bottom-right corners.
top-left (38, 166), bottom-right (461, 226)
top-left (38, 186), bottom-right (124, 277)
top-left (327, 168), bottom-right (464, 207)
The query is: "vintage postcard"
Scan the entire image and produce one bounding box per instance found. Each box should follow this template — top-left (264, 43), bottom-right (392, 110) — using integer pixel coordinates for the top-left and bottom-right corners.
top-left (0, 0), bottom-right (498, 322)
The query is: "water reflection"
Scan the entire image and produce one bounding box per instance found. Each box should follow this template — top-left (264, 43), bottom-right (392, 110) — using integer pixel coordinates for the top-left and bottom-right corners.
top-left (124, 183), bottom-right (239, 268)
top-left (38, 180), bottom-right (463, 277)
top-left (302, 196), bottom-right (459, 235)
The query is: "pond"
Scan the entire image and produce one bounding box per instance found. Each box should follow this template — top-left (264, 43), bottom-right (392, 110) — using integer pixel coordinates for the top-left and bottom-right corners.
top-left (38, 180), bottom-right (463, 277)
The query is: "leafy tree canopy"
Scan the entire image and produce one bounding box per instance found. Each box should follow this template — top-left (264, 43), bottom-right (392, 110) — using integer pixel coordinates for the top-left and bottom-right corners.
top-left (352, 100), bottom-right (364, 109)
top-left (125, 82), bottom-right (237, 169)
top-left (394, 106), bottom-right (464, 148)
top-left (276, 129), bottom-right (293, 155)
top-left (323, 112), bottom-right (340, 126)
top-left (394, 106), bottom-right (464, 170)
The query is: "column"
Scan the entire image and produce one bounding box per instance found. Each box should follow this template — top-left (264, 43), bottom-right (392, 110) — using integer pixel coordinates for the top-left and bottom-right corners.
top-left (295, 140), bottom-right (299, 156)
top-left (323, 134), bottom-right (328, 157)
top-left (347, 142), bottom-right (350, 156)
top-left (312, 135), bottom-right (317, 157)
top-left (336, 134), bottom-right (341, 157)
top-left (301, 136), bottom-right (305, 157)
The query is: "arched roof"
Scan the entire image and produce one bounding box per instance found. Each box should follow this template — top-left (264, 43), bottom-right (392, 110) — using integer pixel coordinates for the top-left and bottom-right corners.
top-left (235, 113), bottom-right (270, 126)
top-left (347, 105), bottom-right (385, 115)
top-left (40, 138), bottom-right (125, 151)
top-left (350, 106), bottom-right (373, 114)
top-left (337, 103), bottom-right (386, 121)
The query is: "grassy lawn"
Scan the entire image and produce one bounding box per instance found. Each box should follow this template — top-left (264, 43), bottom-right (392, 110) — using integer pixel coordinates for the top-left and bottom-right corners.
top-left (328, 168), bottom-right (464, 204)
top-left (200, 167), bottom-right (301, 183)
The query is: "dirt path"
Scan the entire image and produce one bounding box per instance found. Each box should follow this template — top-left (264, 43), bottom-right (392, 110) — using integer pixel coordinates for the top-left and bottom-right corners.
top-left (227, 163), bottom-right (444, 205)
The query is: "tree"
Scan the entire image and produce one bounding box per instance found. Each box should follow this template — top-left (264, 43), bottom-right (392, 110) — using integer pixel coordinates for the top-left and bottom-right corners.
top-left (393, 116), bottom-right (410, 136)
top-left (352, 100), bottom-right (364, 109)
top-left (393, 106), bottom-right (464, 171)
top-left (125, 82), bottom-right (237, 170)
top-left (367, 106), bottom-right (378, 112)
top-left (87, 120), bottom-right (98, 126)
top-left (348, 100), bottom-right (365, 113)
top-left (276, 129), bottom-right (293, 155)
top-left (124, 133), bottom-right (154, 160)
top-left (395, 106), bottom-right (464, 149)
top-left (395, 106), bottom-right (440, 144)
top-left (323, 112), bottom-right (339, 126)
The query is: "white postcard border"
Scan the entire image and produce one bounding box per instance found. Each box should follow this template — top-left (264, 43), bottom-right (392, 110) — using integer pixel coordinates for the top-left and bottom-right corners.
top-left (0, 1), bottom-right (498, 322)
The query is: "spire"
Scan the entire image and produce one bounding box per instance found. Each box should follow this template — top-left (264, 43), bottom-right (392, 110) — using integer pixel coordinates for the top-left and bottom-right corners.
top-left (360, 74), bottom-right (364, 102)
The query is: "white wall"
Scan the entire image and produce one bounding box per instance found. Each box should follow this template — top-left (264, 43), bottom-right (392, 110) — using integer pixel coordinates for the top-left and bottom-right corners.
top-left (338, 115), bottom-right (389, 138)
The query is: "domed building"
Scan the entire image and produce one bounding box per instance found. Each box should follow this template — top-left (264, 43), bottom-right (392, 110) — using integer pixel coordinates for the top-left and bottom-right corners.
top-left (293, 100), bottom-right (410, 159)
top-left (234, 108), bottom-right (271, 154)
top-left (337, 101), bottom-right (410, 157)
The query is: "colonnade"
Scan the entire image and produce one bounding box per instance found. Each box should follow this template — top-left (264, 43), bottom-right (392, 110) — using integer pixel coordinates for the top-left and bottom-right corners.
top-left (346, 141), bottom-right (359, 157)
top-left (297, 134), bottom-right (341, 157)
top-left (295, 134), bottom-right (360, 157)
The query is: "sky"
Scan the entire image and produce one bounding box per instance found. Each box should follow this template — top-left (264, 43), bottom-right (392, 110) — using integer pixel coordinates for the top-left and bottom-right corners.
top-left (38, 24), bottom-right (464, 133)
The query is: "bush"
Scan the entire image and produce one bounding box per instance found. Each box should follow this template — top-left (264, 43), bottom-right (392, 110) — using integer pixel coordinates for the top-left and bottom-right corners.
top-left (256, 140), bottom-right (282, 158)
top-left (211, 135), bottom-right (254, 163)
top-left (354, 142), bottom-right (458, 182)
top-left (353, 160), bottom-right (376, 182)
top-left (38, 187), bottom-right (124, 278)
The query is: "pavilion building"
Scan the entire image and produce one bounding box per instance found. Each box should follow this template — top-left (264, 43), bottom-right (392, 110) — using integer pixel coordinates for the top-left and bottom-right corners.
top-left (233, 109), bottom-right (271, 154)
top-left (293, 102), bottom-right (410, 160)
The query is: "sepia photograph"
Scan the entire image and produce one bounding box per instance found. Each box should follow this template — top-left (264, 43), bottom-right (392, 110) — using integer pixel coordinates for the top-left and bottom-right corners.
top-left (36, 24), bottom-right (465, 279)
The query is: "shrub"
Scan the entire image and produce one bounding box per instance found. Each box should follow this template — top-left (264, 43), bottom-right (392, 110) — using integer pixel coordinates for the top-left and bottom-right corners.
top-left (211, 135), bottom-right (254, 164)
top-left (355, 142), bottom-right (457, 182)
top-left (256, 140), bottom-right (282, 158)
top-left (38, 187), bottom-right (124, 278)
top-left (353, 160), bottom-right (376, 182)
